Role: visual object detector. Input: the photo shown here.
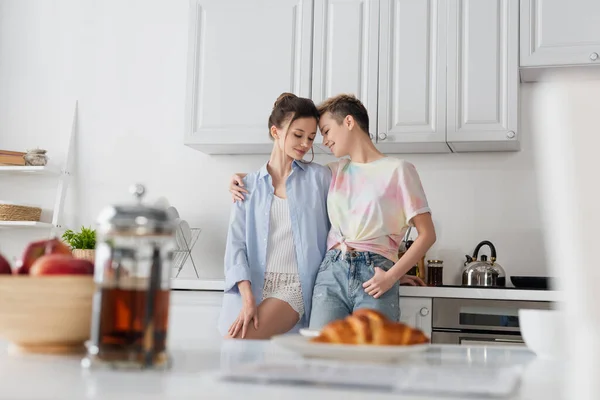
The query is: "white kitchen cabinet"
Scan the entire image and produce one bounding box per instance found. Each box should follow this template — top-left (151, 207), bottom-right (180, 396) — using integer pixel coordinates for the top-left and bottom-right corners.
top-left (520, 0), bottom-right (600, 69)
top-left (184, 0), bottom-right (314, 154)
top-left (446, 0), bottom-right (519, 152)
top-left (399, 296), bottom-right (432, 338)
top-left (377, 0), bottom-right (449, 154)
top-left (312, 0), bottom-right (379, 142)
top-left (168, 290), bottom-right (223, 346)
top-left (184, 0), bottom-right (521, 155)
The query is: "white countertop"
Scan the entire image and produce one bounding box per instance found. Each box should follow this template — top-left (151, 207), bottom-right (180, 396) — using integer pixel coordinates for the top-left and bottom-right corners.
top-left (172, 279), bottom-right (560, 302)
top-left (399, 286), bottom-right (561, 302)
top-left (171, 278), bottom-right (225, 291)
top-left (0, 339), bottom-right (562, 400)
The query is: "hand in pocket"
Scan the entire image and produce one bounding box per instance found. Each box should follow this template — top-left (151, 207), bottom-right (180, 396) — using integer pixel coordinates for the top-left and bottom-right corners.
top-left (363, 266), bottom-right (396, 299)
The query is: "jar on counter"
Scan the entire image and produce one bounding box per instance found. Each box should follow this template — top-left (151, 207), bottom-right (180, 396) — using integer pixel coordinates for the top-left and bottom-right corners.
top-left (82, 184), bottom-right (177, 371)
top-left (427, 260), bottom-right (444, 286)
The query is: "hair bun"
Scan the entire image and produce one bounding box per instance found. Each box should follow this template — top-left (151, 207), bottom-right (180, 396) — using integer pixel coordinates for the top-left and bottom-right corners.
top-left (273, 92), bottom-right (297, 109)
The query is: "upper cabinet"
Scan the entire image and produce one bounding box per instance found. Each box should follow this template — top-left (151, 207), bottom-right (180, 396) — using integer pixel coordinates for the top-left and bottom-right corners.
top-left (377, 0), bottom-right (449, 153)
top-left (184, 0), bottom-right (522, 154)
top-left (520, 0), bottom-right (600, 81)
top-left (312, 0), bottom-right (450, 153)
top-left (311, 0), bottom-right (380, 141)
top-left (184, 0), bottom-right (314, 154)
top-left (447, 0), bottom-right (519, 152)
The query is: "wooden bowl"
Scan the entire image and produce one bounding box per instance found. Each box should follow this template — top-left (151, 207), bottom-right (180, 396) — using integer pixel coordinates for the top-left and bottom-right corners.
top-left (0, 276), bottom-right (95, 354)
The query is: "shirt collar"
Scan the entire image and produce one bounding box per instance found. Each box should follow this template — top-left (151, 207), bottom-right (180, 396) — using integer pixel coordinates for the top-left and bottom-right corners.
top-left (258, 159), bottom-right (306, 179)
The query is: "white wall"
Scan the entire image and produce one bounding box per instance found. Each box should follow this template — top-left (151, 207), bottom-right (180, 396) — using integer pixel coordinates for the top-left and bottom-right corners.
top-left (0, 0), bottom-right (547, 285)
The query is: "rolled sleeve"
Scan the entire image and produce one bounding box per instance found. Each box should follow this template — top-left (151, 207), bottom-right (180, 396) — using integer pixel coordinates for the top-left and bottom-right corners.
top-left (223, 196), bottom-right (251, 294)
top-left (397, 161), bottom-right (431, 226)
top-left (224, 264), bottom-right (251, 294)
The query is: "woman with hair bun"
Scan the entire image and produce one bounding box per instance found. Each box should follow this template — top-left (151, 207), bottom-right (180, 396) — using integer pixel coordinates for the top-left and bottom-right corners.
top-left (218, 93), bottom-right (332, 339)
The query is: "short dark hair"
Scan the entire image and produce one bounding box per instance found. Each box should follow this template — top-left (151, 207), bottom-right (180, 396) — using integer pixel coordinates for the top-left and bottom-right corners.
top-left (317, 94), bottom-right (369, 134)
top-left (268, 92), bottom-right (319, 140)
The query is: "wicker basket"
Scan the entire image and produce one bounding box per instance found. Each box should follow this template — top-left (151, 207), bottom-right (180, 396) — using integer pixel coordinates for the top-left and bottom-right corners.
top-left (72, 249), bottom-right (95, 263)
top-left (0, 203), bottom-right (42, 222)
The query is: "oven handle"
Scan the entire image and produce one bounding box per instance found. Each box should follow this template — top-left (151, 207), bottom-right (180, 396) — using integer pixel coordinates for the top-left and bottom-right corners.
top-left (493, 338), bottom-right (524, 343)
top-left (432, 329), bottom-right (526, 345)
top-left (432, 329), bottom-right (525, 342)
top-left (433, 328), bottom-right (522, 336)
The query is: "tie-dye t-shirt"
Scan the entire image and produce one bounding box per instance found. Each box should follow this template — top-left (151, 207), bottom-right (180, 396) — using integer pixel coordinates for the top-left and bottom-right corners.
top-left (325, 157), bottom-right (431, 262)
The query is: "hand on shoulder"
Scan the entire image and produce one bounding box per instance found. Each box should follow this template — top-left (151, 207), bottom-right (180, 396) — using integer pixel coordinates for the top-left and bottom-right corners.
top-left (230, 173), bottom-right (249, 202)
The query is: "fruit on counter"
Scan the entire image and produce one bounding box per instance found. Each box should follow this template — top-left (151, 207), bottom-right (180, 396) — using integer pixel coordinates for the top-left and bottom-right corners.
top-left (0, 253), bottom-right (11, 274)
top-left (30, 254), bottom-right (94, 276)
top-left (15, 238), bottom-right (72, 275)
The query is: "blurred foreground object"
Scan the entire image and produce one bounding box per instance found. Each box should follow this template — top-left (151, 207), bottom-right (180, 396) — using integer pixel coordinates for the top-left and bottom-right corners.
top-left (530, 79), bottom-right (600, 400)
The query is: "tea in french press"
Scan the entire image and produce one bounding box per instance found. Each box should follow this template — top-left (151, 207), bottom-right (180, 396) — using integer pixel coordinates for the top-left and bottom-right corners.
top-left (82, 184), bottom-right (177, 370)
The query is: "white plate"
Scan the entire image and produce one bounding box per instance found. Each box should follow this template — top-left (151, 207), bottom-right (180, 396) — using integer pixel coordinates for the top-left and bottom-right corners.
top-left (173, 218), bottom-right (192, 250)
top-left (166, 206), bottom-right (179, 220)
top-left (178, 220), bottom-right (192, 247)
top-left (174, 218), bottom-right (183, 249)
top-left (272, 334), bottom-right (430, 363)
top-left (154, 197), bottom-right (170, 209)
top-left (299, 329), bottom-right (320, 338)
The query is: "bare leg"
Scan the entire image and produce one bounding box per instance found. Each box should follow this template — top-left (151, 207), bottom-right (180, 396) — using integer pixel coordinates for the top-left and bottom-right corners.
top-left (226, 298), bottom-right (300, 340)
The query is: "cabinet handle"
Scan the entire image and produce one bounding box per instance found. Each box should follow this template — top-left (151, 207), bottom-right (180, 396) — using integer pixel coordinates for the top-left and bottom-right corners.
top-left (590, 52), bottom-right (599, 61)
top-left (419, 307), bottom-right (429, 317)
top-left (506, 131), bottom-right (516, 139)
top-left (378, 133), bottom-right (387, 141)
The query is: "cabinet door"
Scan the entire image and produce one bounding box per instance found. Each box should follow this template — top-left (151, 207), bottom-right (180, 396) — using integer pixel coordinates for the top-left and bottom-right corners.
top-left (168, 291), bottom-right (223, 347)
top-left (312, 0), bottom-right (380, 144)
top-left (184, 0), bottom-right (313, 154)
top-left (399, 296), bottom-right (432, 338)
top-left (446, 0), bottom-right (519, 152)
top-left (377, 0), bottom-right (449, 153)
top-left (521, 0), bottom-right (600, 67)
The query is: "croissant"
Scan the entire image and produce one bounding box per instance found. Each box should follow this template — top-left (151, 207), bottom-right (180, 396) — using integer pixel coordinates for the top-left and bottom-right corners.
top-left (311, 308), bottom-right (429, 346)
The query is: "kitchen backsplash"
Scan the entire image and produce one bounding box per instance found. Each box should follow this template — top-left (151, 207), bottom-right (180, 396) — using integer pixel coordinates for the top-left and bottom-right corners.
top-left (0, 2), bottom-right (547, 285)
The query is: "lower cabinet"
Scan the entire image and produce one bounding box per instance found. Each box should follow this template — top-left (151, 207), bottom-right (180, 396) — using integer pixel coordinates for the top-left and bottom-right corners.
top-left (168, 290), bottom-right (223, 346)
top-left (168, 291), bottom-right (435, 342)
top-left (399, 296), bottom-right (433, 338)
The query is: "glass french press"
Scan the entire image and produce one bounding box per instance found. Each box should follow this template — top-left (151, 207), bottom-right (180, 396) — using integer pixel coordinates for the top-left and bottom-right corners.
top-left (82, 184), bottom-right (176, 370)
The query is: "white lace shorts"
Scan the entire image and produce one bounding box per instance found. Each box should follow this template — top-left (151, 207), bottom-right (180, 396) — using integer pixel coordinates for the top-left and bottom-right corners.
top-left (262, 272), bottom-right (304, 319)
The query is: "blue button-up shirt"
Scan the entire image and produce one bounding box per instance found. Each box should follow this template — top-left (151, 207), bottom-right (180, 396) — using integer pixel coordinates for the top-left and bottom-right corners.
top-left (218, 160), bottom-right (331, 335)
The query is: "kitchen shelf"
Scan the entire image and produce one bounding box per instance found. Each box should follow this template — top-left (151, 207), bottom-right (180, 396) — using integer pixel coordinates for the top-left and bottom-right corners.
top-left (0, 101), bottom-right (77, 237)
top-left (0, 165), bottom-right (61, 175)
top-left (0, 221), bottom-right (55, 229)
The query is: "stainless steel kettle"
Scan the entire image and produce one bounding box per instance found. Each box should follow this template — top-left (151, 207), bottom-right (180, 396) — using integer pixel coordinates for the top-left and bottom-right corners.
top-left (462, 240), bottom-right (506, 287)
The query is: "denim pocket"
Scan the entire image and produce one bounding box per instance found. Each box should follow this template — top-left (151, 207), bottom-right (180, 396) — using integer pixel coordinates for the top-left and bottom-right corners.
top-left (317, 257), bottom-right (333, 273)
top-left (370, 254), bottom-right (394, 272)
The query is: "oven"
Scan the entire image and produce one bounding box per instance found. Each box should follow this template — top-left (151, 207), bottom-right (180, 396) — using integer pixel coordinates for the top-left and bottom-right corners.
top-left (431, 298), bottom-right (552, 346)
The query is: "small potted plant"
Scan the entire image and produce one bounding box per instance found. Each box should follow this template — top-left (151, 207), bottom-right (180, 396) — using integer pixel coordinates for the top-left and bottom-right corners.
top-left (62, 226), bottom-right (96, 262)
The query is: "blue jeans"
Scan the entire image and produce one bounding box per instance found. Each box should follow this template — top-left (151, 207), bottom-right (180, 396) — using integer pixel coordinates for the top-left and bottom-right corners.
top-left (309, 249), bottom-right (400, 330)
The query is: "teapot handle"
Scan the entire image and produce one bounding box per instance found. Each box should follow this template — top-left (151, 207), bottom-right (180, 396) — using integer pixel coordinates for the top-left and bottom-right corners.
top-left (472, 240), bottom-right (497, 262)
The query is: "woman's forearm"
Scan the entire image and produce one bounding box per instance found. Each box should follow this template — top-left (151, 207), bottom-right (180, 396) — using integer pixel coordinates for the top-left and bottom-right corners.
top-left (388, 231), bottom-right (436, 281)
top-left (237, 280), bottom-right (253, 301)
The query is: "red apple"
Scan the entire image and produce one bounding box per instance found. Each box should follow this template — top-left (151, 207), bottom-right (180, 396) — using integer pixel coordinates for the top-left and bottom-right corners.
top-left (16, 238), bottom-right (72, 275)
top-left (30, 254), bottom-right (94, 276)
top-left (0, 253), bottom-right (11, 275)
